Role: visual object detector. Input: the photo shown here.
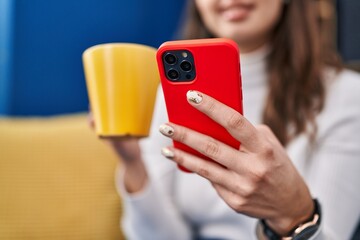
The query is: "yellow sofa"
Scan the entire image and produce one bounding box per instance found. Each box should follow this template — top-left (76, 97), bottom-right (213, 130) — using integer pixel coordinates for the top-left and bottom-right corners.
top-left (0, 114), bottom-right (124, 240)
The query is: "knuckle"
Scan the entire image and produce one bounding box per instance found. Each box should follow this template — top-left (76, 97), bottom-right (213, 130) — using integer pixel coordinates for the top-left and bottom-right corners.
top-left (257, 124), bottom-right (275, 138)
top-left (207, 100), bottom-right (216, 114)
top-left (197, 166), bottom-right (211, 178)
top-left (226, 112), bottom-right (245, 130)
top-left (231, 197), bottom-right (247, 212)
top-left (260, 142), bottom-right (274, 159)
top-left (257, 124), bottom-right (271, 132)
top-left (235, 184), bottom-right (255, 199)
top-left (242, 188), bottom-right (254, 199)
top-left (202, 140), bottom-right (220, 159)
top-left (250, 168), bottom-right (267, 184)
top-left (174, 152), bottom-right (185, 166)
top-left (176, 127), bottom-right (188, 143)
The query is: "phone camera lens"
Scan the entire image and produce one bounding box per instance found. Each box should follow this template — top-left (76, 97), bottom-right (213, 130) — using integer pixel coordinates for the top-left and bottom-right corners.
top-left (167, 69), bottom-right (180, 80)
top-left (164, 53), bottom-right (177, 65)
top-left (180, 60), bottom-right (192, 72)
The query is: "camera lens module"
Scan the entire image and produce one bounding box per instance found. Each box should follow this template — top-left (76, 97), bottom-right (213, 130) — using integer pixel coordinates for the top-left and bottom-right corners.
top-left (180, 61), bottom-right (192, 72)
top-left (167, 69), bottom-right (180, 80)
top-left (164, 53), bottom-right (177, 65)
top-left (162, 50), bottom-right (195, 82)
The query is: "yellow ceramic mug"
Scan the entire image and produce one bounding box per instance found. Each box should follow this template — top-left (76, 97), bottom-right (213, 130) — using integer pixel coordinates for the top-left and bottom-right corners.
top-left (83, 43), bottom-right (160, 137)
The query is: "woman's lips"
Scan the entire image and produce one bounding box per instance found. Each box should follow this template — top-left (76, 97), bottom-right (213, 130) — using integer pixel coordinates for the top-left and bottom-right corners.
top-left (221, 5), bottom-right (254, 22)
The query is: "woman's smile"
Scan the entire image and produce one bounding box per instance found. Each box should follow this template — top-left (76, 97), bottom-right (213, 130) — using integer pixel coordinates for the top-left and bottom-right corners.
top-left (219, 3), bottom-right (255, 22)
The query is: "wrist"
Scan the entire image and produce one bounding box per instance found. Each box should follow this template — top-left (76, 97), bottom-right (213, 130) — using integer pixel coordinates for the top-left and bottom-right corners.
top-left (107, 137), bottom-right (142, 163)
top-left (123, 160), bottom-right (148, 193)
top-left (266, 195), bottom-right (314, 235)
top-left (259, 199), bottom-right (321, 240)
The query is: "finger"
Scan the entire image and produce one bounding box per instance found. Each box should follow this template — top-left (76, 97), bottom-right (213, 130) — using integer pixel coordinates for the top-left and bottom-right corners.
top-left (213, 183), bottom-right (271, 219)
top-left (255, 124), bottom-right (282, 147)
top-left (212, 183), bottom-right (246, 213)
top-left (159, 123), bottom-right (249, 171)
top-left (186, 90), bottom-right (260, 151)
top-left (161, 146), bottom-right (236, 187)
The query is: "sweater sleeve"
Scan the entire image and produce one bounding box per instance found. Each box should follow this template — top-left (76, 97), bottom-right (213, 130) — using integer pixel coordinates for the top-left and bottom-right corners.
top-left (116, 166), bottom-right (192, 240)
top-left (304, 71), bottom-right (360, 240)
top-left (115, 87), bottom-right (192, 240)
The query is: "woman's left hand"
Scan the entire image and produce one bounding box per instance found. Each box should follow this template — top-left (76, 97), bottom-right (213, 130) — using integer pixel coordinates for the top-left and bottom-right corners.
top-left (159, 90), bottom-right (314, 236)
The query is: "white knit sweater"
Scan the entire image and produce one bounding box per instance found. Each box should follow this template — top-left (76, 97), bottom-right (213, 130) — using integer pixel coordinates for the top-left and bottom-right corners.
top-left (116, 46), bottom-right (360, 240)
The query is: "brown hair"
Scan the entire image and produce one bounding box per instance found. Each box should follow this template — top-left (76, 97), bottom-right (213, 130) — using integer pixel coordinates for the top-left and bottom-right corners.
top-left (180, 0), bottom-right (342, 145)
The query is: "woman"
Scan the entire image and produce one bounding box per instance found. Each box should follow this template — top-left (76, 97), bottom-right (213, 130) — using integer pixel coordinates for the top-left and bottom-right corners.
top-left (106, 0), bottom-right (360, 239)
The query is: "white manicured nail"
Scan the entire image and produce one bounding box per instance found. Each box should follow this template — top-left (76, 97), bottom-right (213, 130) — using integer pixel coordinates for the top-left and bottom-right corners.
top-left (161, 147), bottom-right (175, 159)
top-left (187, 90), bottom-right (203, 104)
top-left (159, 124), bottom-right (174, 137)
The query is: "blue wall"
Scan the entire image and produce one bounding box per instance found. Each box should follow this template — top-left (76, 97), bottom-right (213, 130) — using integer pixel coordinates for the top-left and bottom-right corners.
top-left (0, 0), bottom-right (185, 116)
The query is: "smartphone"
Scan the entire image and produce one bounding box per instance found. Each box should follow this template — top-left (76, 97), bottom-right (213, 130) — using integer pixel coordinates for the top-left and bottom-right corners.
top-left (156, 38), bottom-right (243, 171)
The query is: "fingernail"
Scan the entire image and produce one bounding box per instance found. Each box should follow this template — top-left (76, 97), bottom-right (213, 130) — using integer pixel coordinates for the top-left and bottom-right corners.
top-left (159, 124), bottom-right (174, 137)
top-left (161, 147), bottom-right (175, 159)
top-left (187, 90), bottom-right (203, 104)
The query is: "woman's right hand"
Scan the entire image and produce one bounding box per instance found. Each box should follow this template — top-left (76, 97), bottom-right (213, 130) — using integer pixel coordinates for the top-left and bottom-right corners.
top-left (88, 112), bottom-right (148, 193)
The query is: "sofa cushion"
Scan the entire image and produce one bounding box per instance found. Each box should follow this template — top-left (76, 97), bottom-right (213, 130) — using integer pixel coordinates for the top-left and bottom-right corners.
top-left (0, 114), bottom-right (123, 240)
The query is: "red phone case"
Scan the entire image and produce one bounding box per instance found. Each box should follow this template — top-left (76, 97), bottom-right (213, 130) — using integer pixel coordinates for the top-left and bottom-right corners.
top-left (157, 38), bottom-right (243, 171)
